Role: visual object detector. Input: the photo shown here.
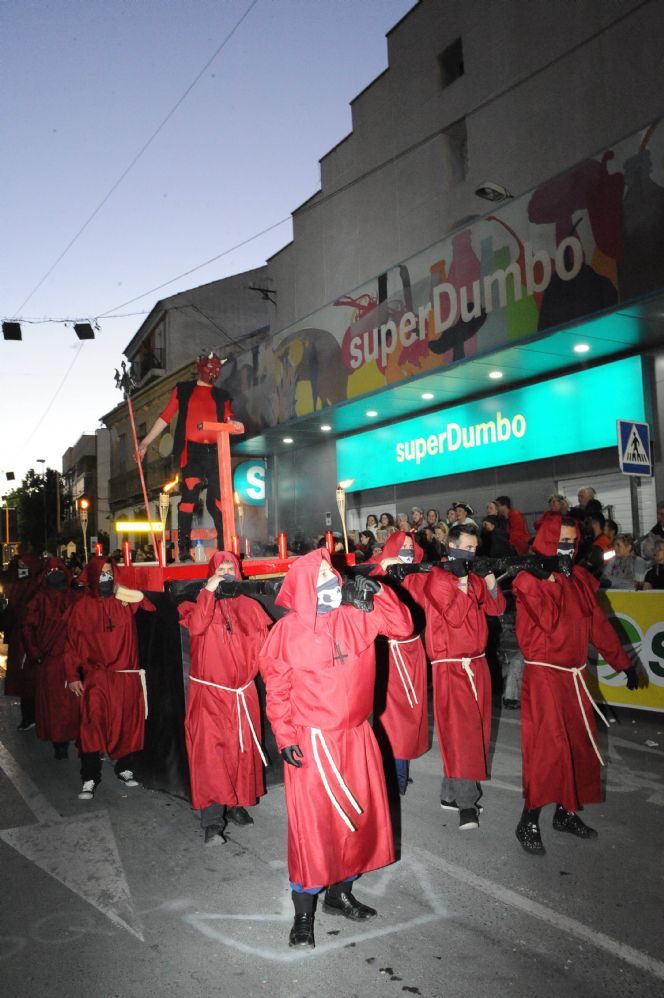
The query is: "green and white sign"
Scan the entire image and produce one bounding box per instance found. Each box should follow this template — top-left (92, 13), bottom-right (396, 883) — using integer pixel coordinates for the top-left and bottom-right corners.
top-left (232, 460), bottom-right (267, 505)
top-left (337, 357), bottom-right (646, 491)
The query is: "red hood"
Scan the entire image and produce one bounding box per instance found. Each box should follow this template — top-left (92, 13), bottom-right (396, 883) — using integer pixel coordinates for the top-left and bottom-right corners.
top-left (275, 548), bottom-right (342, 631)
top-left (531, 515), bottom-right (579, 557)
top-left (78, 555), bottom-right (115, 596)
top-left (369, 529), bottom-right (424, 564)
top-left (207, 550), bottom-right (242, 580)
top-left (41, 555), bottom-right (72, 588)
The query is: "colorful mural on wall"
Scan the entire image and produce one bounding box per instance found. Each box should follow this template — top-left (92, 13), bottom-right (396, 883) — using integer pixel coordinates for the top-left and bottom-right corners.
top-left (220, 119), bottom-right (664, 436)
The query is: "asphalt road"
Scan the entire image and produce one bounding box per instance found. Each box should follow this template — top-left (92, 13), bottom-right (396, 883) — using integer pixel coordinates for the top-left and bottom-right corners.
top-left (1, 671), bottom-right (663, 998)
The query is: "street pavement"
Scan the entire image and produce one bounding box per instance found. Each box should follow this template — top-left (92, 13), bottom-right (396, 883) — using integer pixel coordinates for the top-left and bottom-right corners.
top-left (1, 661), bottom-right (663, 998)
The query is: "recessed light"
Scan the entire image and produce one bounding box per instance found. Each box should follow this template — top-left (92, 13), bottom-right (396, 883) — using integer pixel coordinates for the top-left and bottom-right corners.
top-left (320, 424), bottom-right (332, 432)
top-left (421, 392), bottom-right (434, 400)
top-left (282, 437), bottom-right (293, 444)
top-left (573, 343), bottom-right (590, 354)
top-left (366, 410), bottom-right (378, 417)
top-left (488, 370), bottom-right (503, 380)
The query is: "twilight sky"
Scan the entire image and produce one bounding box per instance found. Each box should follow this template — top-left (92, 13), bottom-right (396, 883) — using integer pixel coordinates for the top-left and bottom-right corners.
top-left (0, 0), bottom-right (414, 489)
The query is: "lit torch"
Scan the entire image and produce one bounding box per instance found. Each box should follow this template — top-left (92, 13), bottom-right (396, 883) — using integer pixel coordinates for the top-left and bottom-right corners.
top-left (158, 474), bottom-right (179, 564)
top-left (335, 479), bottom-right (354, 554)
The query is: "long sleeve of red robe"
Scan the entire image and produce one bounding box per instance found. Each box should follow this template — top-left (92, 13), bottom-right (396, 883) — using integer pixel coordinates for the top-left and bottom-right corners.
top-left (259, 551), bottom-right (412, 889)
top-left (422, 567), bottom-right (505, 780)
top-left (64, 593), bottom-right (155, 758)
top-left (24, 588), bottom-right (80, 742)
top-left (179, 589), bottom-right (271, 809)
top-left (513, 566), bottom-right (631, 810)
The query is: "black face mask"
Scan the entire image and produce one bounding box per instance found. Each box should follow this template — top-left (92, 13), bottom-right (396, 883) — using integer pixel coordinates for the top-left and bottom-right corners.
top-left (448, 547), bottom-right (476, 561)
top-left (98, 571), bottom-right (114, 597)
top-left (46, 571), bottom-right (66, 590)
top-left (557, 541), bottom-right (575, 557)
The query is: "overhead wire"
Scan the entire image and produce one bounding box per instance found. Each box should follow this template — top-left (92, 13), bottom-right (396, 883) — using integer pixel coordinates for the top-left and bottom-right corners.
top-left (13, 0), bottom-right (261, 316)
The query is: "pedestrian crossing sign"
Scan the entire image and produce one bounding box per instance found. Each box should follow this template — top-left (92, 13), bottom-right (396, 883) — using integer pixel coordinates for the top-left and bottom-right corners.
top-left (617, 419), bottom-right (652, 476)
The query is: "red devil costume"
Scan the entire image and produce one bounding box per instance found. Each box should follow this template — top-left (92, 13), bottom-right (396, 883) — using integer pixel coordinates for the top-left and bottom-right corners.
top-left (512, 518), bottom-right (635, 853)
top-left (179, 551), bottom-right (271, 842)
top-left (368, 531), bottom-right (429, 767)
top-left (3, 552), bottom-right (42, 730)
top-left (259, 548), bottom-right (412, 947)
top-left (64, 556), bottom-right (155, 796)
top-left (422, 558), bottom-right (505, 814)
top-left (22, 557), bottom-right (80, 755)
top-left (153, 352), bottom-right (233, 559)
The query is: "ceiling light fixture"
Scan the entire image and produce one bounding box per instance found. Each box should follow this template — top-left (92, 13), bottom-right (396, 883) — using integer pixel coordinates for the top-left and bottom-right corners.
top-left (573, 343), bottom-right (590, 354)
top-left (282, 437), bottom-right (293, 444)
top-left (320, 424), bottom-right (332, 432)
top-left (421, 392), bottom-right (434, 400)
top-left (366, 410), bottom-right (378, 417)
top-left (488, 370), bottom-right (503, 380)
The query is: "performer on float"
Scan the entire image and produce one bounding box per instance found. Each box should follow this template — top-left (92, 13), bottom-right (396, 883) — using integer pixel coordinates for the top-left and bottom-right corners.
top-left (137, 351), bottom-right (234, 561)
top-left (512, 516), bottom-right (639, 855)
top-left (64, 556), bottom-right (155, 800)
top-left (22, 556), bottom-right (80, 758)
top-left (179, 550), bottom-right (272, 845)
top-left (367, 530), bottom-right (429, 794)
top-left (422, 523), bottom-right (505, 831)
top-left (3, 550), bottom-right (42, 731)
top-left (259, 548), bottom-right (412, 949)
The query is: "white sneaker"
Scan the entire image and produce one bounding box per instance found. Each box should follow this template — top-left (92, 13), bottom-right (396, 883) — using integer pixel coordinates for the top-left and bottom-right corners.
top-left (78, 780), bottom-right (96, 800)
top-left (116, 770), bottom-right (139, 787)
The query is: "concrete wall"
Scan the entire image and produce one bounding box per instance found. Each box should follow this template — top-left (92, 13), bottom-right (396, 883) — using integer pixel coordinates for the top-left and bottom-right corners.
top-left (269, 0), bottom-right (664, 332)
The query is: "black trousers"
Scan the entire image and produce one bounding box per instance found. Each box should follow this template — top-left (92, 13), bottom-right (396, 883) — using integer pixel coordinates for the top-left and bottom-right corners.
top-left (178, 442), bottom-right (223, 549)
top-left (79, 752), bottom-right (136, 782)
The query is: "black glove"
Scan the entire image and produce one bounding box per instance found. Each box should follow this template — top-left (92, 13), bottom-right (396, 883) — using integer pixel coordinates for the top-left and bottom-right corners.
top-left (625, 665), bottom-right (639, 691)
top-left (522, 564), bottom-right (551, 580)
top-left (470, 558), bottom-right (496, 578)
top-left (281, 745), bottom-right (304, 768)
top-left (342, 575), bottom-right (380, 612)
top-left (386, 563), bottom-right (420, 582)
top-left (446, 558), bottom-right (470, 579)
top-left (214, 580), bottom-right (242, 599)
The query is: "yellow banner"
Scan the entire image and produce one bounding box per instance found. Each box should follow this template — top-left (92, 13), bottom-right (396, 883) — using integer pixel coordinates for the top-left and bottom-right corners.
top-left (591, 592), bottom-right (664, 712)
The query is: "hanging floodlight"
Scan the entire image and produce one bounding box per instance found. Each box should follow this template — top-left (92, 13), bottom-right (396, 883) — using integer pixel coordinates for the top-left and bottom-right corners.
top-left (74, 323), bottom-right (95, 340)
top-left (2, 322), bottom-right (22, 340)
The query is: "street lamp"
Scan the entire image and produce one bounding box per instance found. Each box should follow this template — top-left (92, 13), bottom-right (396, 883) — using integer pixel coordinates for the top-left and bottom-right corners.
top-left (36, 459), bottom-right (47, 554)
top-left (79, 497), bottom-right (90, 564)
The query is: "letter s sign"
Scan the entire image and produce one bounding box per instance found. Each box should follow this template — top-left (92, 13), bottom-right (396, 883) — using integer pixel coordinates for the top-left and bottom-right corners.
top-left (233, 461), bottom-right (267, 506)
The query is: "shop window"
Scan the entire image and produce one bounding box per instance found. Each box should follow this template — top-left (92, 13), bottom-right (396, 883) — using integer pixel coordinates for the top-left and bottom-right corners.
top-left (440, 117), bottom-right (468, 190)
top-left (438, 37), bottom-right (464, 89)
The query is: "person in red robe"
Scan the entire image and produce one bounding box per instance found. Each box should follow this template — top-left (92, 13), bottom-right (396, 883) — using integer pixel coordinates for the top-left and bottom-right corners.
top-left (421, 523), bottom-right (506, 830)
top-left (179, 550), bottom-right (272, 845)
top-left (64, 556), bottom-right (155, 800)
top-left (137, 351), bottom-right (234, 561)
top-left (22, 556), bottom-right (80, 758)
top-left (259, 548), bottom-right (413, 949)
top-left (3, 551), bottom-right (42, 730)
top-left (495, 495), bottom-right (531, 555)
top-left (367, 530), bottom-right (430, 793)
top-left (512, 516), bottom-right (638, 855)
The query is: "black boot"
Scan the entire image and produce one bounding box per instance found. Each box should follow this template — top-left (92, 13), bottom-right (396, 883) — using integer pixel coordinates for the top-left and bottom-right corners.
top-left (323, 880), bottom-right (377, 920)
top-left (515, 806), bottom-right (545, 855)
top-left (552, 804), bottom-right (597, 839)
top-left (203, 824), bottom-right (226, 846)
top-left (289, 890), bottom-right (315, 948)
top-left (178, 528), bottom-right (193, 563)
top-left (226, 806), bottom-right (253, 826)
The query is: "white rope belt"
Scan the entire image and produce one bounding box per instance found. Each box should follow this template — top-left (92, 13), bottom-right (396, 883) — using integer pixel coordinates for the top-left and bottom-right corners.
top-left (310, 727), bottom-right (363, 833)
top-left (116, 669), bottom-right (148, 719)
top-left (430, 654), bottom-right (484, 701)
top-left (388, 637), bottom-right (420, 709)
top-left (524, 660), bottom-right (609, 766)
top-left (189, 676), bottom-right (267, 766)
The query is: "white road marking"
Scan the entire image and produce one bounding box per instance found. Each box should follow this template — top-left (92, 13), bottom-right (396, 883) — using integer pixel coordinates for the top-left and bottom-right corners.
top-left (0, 739), bottom-right (143, 941)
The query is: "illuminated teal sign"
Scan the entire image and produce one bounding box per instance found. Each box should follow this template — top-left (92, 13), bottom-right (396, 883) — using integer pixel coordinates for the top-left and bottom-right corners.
top-left (337, 357), bottom-right (646, 491)
top-left (232, 460), bottom-right (267, 505)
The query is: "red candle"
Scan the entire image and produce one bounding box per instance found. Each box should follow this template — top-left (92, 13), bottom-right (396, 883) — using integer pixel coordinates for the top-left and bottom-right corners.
top-left (231, 535), bottom-right (241, 556)
top-left (95, 542), bottom-right (103, 557)
top-left (278, 532), bottom-right (287, 559)
top-left (325, 531), bottom-right (334, 553)
top-left (122, 541), bottom-right (131, 567)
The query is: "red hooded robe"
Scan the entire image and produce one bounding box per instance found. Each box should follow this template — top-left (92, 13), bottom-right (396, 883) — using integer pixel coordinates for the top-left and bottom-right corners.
top-left (259, 548), bottom-right (413, 889)
top-left (22, 557), bottom-right (81, 742)
top-left (64, 557), bottom-right (155, 758)
top-left (3, 553), bottom-right (42, 698)
top-left (513, 522), bottom-right (631, 811)
top-left (179, 551), bottom-right (272, 810)
top-left (422, 562), bottom-right (506, 780)
top-left (368, 531), bottom-right (429, 759)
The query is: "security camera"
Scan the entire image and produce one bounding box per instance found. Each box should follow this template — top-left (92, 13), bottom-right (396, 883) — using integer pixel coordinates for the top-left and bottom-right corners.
top-left (474, 181), bottom-right (513, 203)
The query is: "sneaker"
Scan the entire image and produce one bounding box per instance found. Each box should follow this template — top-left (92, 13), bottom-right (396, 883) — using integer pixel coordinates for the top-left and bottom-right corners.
top-left (552, 806), bottom-right (597, 839)
top-left (78, 780), bottom-right (96, 800)
top-left (441, 799), bottom-right (483, 813)
top-left (204, 824), bottom-right (227, 846)
top-left (17, 720), bottom-right (36, 732)
top-left (226, 805), bottom-right (254, 826)
top-left (116, 770), bottom-right (139, 787)
top-left (459, 807), bottom-right (479, 830)
top-left (516, 819), bottom-right (546, 855)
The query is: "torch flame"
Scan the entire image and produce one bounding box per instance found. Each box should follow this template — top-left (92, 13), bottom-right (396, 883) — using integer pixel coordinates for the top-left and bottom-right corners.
top-left (163, 473), bottom-right (179, 493)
